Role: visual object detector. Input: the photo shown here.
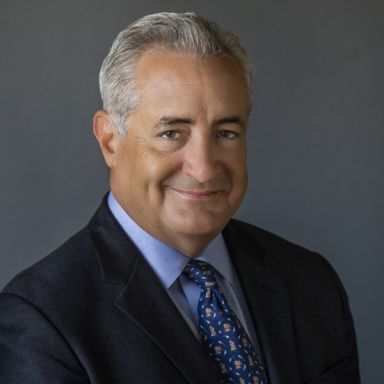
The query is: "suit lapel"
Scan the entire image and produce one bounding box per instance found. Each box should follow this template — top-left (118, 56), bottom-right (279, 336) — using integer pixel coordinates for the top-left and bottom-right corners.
top-left (224, 221), bottom-right (301, 384)
top-left (115, 255), bottom-right (220, 384)
top-left (89, 198), bottom-right (220, 384)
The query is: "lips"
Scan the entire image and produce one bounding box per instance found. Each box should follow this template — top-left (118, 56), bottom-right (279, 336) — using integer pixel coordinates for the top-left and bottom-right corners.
top-left (163, 174), bottom-right (231, 195)
top-left (170, 187), bottom-right (222, 199)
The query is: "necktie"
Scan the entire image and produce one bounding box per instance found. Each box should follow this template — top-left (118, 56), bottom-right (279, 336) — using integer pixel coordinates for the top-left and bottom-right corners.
top-left (184, 260), bottom-right (267, 384)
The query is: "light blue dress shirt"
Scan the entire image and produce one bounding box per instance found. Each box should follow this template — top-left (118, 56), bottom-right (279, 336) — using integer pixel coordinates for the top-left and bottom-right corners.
top-left (107, 192), bottom-right (259, 347)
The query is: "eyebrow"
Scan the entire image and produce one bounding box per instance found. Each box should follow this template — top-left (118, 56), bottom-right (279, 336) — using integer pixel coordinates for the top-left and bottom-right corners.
top-left (155, 115), bottom-right (246, 130)
top-left (213, 116), bottom-right (246, 130)
top-left (156, 116), bottom-right (193, 128)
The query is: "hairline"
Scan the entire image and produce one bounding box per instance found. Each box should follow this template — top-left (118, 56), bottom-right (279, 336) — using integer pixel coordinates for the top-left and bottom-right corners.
top-left (99, 13), bottom-right (253, 135)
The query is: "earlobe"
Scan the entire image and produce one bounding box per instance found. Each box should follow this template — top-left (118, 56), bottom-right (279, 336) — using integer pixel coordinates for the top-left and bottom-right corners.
top-left (93, 110), bottom-right (118, 167)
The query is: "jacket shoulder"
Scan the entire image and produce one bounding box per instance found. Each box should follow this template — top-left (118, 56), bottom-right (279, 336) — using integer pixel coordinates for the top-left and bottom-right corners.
top-left (2, 226), bottom-right (99, 299)
top-left (226, 218), bottom-right (322, 261)
top-left (225, 218), bottom-right (346, 296)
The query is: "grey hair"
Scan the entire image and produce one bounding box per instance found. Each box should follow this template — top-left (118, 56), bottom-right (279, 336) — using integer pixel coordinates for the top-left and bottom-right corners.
top-left (99, 12), bottom-right (253, 135)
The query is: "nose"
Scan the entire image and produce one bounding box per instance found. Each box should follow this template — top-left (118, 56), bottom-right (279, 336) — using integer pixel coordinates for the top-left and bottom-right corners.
top-left (181, 133), bottom-right (221, 183)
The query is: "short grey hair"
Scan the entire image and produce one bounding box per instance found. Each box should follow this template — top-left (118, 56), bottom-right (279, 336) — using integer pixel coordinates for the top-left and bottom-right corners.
top-left (99, 12), bottom-right (253, 135)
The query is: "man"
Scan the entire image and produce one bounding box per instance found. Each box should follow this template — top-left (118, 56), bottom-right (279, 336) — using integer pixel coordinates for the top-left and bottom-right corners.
top-left (0, 12), bottom-right (360, 383)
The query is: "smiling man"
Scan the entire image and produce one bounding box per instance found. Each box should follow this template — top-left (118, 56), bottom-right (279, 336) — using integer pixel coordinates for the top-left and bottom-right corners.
top-left (0, 12), bottom-right (360, 384)
top-left (94, 49), bottom-right (249, 257)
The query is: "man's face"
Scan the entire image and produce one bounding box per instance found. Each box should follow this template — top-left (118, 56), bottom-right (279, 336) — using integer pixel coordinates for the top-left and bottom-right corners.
top-left (104, 49), bottom-right (249, 255)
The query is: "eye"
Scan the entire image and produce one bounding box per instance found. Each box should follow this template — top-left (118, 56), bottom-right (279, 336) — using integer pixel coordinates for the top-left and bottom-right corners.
top-left (160, 130), bottom-right (182, 140)
top-left (216, 130), bottom-right (239, 139)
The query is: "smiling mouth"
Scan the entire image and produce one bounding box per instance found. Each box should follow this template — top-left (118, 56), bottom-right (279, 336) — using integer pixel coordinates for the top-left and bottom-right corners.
top-left (170, 187), bottom-right (222, 199)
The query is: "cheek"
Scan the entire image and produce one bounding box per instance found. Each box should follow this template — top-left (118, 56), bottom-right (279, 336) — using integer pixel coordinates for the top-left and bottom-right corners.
top-left (226, 151), bottom-right (247, 178)
top-left (227, 153), bottom-right (248, 198)
top-left (139, 151), bottom-right (183, 189)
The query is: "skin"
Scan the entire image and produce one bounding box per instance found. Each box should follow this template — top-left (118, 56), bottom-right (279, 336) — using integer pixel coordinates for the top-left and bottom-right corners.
top-left (93, 48), bottom-right (249, 257)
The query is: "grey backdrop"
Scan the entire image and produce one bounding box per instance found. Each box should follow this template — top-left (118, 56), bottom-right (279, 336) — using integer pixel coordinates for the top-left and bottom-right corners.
top-left (1, 0), bottom-right (383, 382)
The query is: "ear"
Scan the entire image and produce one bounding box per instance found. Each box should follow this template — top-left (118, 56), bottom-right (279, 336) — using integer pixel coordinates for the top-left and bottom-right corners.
top-left (93, 110), bottom-right (119, 168)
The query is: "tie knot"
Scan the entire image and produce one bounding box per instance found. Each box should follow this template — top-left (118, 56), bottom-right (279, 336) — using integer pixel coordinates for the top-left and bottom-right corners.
top-left (184, 260), bottom-right (219, 290)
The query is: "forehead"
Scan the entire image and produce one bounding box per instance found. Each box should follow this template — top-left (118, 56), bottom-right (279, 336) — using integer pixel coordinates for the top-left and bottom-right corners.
top-left (135, 47), bottom-right (244, 77)
top-left (134, 48), bottom-right (250, 112)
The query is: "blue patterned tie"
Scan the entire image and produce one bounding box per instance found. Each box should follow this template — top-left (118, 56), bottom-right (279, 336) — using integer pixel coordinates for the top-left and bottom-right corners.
top-left (184, 260), bottom-right (268, 384)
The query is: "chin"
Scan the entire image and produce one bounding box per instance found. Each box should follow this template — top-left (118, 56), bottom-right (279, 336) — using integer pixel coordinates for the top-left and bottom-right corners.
top-left (169, 210), bottom-right (230, 238)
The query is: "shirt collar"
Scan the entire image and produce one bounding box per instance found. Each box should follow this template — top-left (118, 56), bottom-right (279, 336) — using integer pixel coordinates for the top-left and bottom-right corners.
top-left (108, 191), bottom-right (235, 289)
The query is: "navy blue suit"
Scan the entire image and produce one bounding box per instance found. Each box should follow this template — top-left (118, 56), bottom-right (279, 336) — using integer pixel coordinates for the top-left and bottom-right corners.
top-left (0, 197), bottom-right (360, 383)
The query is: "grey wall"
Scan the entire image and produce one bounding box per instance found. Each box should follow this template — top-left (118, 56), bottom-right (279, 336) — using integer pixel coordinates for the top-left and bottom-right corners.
top-left (1, 0), bottom-right (382, 382)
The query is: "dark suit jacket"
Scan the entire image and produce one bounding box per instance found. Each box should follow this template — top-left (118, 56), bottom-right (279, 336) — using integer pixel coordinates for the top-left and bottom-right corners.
top-left (0, 197), bottom-right (360, 383)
